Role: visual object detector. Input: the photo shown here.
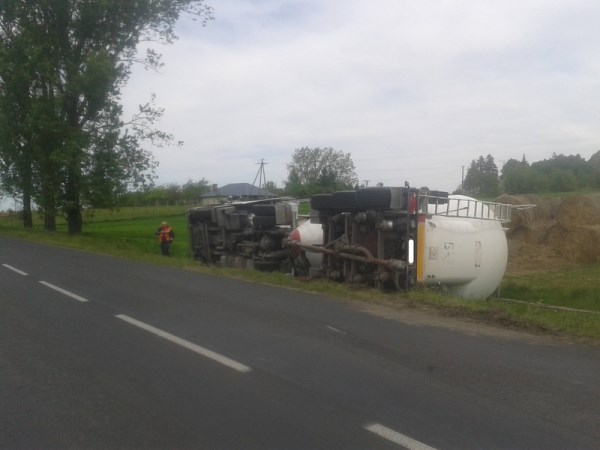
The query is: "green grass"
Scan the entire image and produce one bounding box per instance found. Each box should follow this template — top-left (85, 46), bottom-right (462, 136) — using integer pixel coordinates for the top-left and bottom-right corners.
top-left (396, 289), bottom-right (600, 341)
top-left (1, 206), bottom-right (599, 342)
top-left (501, 266), bottom-right (600, 312)
top-left (0, 206), bottom-right (192, 263)
top-left (298, 200), bottom-right (311, 216)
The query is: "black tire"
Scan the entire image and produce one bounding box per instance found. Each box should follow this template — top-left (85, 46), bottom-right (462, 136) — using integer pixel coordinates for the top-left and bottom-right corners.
top-left (251, 204), bottom-right (276, 216)
top-left (331, 190), bottom-right (358, 211)
top-left (357, 187), bottom-right (411, 210)
top-left (311, 193), bottom-right (333, 211)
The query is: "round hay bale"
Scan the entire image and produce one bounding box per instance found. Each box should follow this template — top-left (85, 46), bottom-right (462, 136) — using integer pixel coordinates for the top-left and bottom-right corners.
top-left (555, 194), bottom-right (600, 230)
top-left (496, 194), bottom-right (560, 234)
top-left (547, 222), bottom-right (600, 263)
top-left (505, 239), bottom-right (567, 275)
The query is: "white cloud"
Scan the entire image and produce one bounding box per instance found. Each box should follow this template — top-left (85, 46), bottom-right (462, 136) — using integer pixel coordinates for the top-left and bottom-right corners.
top-left (121, 0), bottom-right (600, 192)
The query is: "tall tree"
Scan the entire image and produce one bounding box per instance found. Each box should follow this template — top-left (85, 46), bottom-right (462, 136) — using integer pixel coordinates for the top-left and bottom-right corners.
top-left (588, 150), bottom-right (600, 170)
top-left (0, 0), bottom-right (213, 233)
top-left (285, 147), bottom-right (358, 197)
top-left (500, 157), bottom-right (537, 194)
top-left (0, 18), bottom-right (38, 227)
top-left (181, 178), bottom-right (210, 203)
top-left (463, 154), bottom-right (499, 197)
top-left (588, 150), bottom-right (600, 188)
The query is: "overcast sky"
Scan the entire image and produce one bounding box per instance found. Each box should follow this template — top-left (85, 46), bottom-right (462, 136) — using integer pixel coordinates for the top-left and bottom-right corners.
top-left (122, 0), bottom-right (600, 193)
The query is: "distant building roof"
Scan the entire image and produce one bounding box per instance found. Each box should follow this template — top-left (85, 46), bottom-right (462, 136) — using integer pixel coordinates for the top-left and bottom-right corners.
top-left (201, 183), bottom-right (274, 199)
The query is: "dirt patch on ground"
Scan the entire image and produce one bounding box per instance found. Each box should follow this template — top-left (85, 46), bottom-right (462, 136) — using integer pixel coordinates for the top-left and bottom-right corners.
top-left (498, 193), bottom-right (600, 276)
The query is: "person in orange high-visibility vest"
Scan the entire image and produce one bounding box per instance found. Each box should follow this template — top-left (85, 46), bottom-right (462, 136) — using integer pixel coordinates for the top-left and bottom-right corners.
top-left (155, 221), bottom-right (175, 256)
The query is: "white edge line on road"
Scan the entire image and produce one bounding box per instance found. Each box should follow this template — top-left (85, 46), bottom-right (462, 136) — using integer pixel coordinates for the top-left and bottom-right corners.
top-left (364, 423), bottom-right (437, 450)
top-left (325, 324), bottom-right (347, 335)
top-left (115, 314), bottom-right (252, 374)
top-left (2, 264), bottom-right (28, 276)
top-left (39, 281), bottom-right (90, 303)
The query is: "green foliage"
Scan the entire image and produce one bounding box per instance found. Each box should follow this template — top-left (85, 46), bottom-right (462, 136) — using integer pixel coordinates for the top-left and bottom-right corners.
top-left (284, 147), bottom-right (358, 197)
top-left (463, 154), bottom-right (499, 197)
top-left (0, 0), bottom-right (213, 234)
top-left (182, 178), bottom-right (210, 202)
top-left (119, 178), bottom-right (211, 206)
top-left (500, 152), bottom-right (600, 195)
top-left (501, 158), bottom-right (533, 194)
top-left (461, 151), bottom-right (600, 197)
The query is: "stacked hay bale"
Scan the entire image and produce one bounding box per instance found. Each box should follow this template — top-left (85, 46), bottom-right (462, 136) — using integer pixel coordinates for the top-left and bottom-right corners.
top-left (497, 194), bottom-right (560, 243)
top-left (497, 194), bottom-right (564, 274)
top-left (547, 194), bottom-right (600, 263)
top-left (498, 193), bottom-right (600, 273)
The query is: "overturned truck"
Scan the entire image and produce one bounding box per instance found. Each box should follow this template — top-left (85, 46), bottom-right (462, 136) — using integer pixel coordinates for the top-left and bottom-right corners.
top-left (187, 186), bottom-right (513, 298)
top-left (289, 187), bottom-right (512, 298)
top-left (187, 198), bottom-right (297, 271)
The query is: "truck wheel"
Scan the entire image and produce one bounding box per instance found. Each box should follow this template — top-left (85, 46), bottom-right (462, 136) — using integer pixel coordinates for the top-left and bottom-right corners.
top-left (331, 190), bottom-right (358, 211)
top-left (356, 187), bottom-right (393, 209)
top-left (311, 194), bottom-right (333, 211)
top-left (356, 187), bottom-right (410, 210)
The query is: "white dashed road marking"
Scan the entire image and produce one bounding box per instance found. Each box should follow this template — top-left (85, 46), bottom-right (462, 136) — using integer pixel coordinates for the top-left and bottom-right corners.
top-left (39, 281), bottom-right (90, 303)
top-left (2, 264), bottom-right (28, 276)
top-left (364, 423), bottom-right (437, 450)
top-left (18, 267), bottom-right (427, 445)
top-left (115, 314), bottom-right (252, 373)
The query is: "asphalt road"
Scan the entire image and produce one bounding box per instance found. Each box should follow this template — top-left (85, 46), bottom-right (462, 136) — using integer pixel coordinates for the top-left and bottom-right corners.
top-left (1, 236), bottom-right (599, 449)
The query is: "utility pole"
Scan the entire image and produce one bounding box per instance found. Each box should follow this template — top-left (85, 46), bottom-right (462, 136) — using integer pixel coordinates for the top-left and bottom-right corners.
top-left (461, 165), bottom-right (465, 192)
top-left (252, 159), bottom-right (268, 195)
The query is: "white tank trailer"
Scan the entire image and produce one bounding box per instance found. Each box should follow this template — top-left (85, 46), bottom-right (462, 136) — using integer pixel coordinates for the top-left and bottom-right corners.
top-left (287, 187), bottom-right (512, 299)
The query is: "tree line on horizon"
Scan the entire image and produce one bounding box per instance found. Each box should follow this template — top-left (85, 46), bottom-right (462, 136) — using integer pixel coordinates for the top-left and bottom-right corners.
top-left (118, 148), bottom-right (600, 208)
top-left (460, 151), bottom-right (600, 198)
top-left (3, 144), bottom-right (600, 213)
top-left (115, 146), bottom-right (359, 207)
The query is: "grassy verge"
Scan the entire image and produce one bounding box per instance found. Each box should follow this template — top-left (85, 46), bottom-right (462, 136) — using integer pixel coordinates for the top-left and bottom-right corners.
top-left (0, 205), bottom-right (190, 261)
top-left (500, 267), bottom-right (600, 312)
top-left (396, 290), bottom-right (600, 341)
top-left (1, 207), bottom-right (599, 342)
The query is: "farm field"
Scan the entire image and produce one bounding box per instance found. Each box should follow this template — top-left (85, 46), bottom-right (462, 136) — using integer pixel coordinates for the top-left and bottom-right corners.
top-left (1, 205), bottom-right (599, 342)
